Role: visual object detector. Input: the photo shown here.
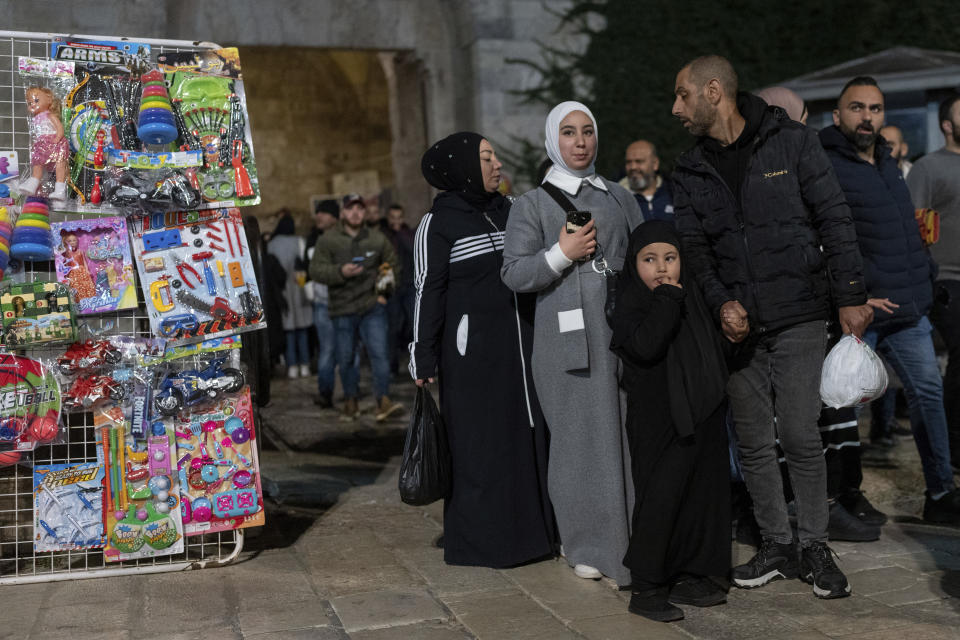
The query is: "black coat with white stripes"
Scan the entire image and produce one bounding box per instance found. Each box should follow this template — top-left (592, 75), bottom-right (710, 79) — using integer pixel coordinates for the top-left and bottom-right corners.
top-left (409, 191), bottom-right (529, 380)
top-left (408, 190), bottom-right (555, 567)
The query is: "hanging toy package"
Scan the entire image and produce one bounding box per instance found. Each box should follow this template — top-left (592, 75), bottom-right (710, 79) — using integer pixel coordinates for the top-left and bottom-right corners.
top-left (0, 354), bottom-right (64, 468)
top-left (15, 58), bottom-right (77, 208)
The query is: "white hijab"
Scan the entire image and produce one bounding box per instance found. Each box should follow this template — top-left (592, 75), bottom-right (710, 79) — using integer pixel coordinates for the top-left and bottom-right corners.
top-left (544, 101), bottom-right (599, 180)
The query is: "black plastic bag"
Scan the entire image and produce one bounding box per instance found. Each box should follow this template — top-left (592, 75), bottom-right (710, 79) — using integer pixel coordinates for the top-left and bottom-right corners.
top-left (398, 386), bottom-right (452, 505)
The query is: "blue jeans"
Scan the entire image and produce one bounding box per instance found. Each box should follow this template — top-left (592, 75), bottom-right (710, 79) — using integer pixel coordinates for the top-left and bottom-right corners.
top-left (864, 316), bottom-right (955, 495)
top-left (313, 302), bottom-right (335, 394)
top-left (332, 303), bottom-right (391, 400)
top-left (285, 328), bottom-right (309, 367)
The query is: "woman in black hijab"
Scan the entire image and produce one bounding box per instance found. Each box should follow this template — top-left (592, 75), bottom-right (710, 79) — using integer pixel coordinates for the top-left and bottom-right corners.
top-left (610, 221), bottom-right (731, 622)
top-left (409, 132), bottom-right (556, 568)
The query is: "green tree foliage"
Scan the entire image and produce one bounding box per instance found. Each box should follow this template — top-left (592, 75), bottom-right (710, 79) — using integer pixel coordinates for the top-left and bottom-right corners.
top-left (512, 0), bottom-right (960, 179)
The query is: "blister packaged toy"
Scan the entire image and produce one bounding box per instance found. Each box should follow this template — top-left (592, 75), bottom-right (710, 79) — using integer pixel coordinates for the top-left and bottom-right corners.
top-left (0, 281), bottom-right (77, 347)
top-left (0, 151), bottom-right (20, 203)
top-left (14, 58), bottom-right (76, 208)
top-left (130, 208), bottom-right (264, 346)
top-left (52, 217), bottom-right (136, 315)
top-left (99, 408), bottom-right (184, 562)
top-left (166, 385), bottom-right (263, 536)
top-left (39, 41), bottom-right (259, 214)
top-left (0, 354), bottom-right (63, 466)
top-left (34, 459), bottom-right (106, 551)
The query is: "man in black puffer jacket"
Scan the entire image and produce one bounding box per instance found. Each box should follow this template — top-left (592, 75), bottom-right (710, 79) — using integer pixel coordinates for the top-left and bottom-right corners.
top-left (672, 55), bottom-right (873, 601)
top-left (821, 76), bottom-right (960, 525)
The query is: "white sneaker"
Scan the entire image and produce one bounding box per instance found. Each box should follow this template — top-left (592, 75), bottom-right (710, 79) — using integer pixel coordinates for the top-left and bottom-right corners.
top-left (287, 366), bottom-right (298, 379)
top-left (17, 177), bottom-right (40, 196)
top-left (51, 181), bottom-right (68, 204)
top-left (573, 564), bottom-right (602, 580)
top-left (299, 364), bottom-right (310, 377)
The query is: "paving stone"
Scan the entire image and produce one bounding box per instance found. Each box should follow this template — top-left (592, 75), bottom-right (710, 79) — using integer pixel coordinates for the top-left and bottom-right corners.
top-left (331, 589), bottom-right (448, 632)
top-left (772, 592), bottom-right (915, 637)
top-left (569, 612), bottom-right (690, 640)
top-left (443, 588), bottom-right (581, 639)
top-left (674, 590), bottom-right (807, 640)
top-left (887, 551), bottom-right (960, 573)
top-left (349, 621), bottom-right (473, 640)
top-left (832, 550), bottom-right (899, 574)
top-left (902, 599), bottom-right (960, 628)
top-left (32, 601), bottom-right (131, 635)
top-left (397, 546), bottom-right (513, 596)
top-left (501, 560), bottom-right (627, 622)
top-left (246, 629), bottom-right (342, 640)
top-left (847, 566), bottom-right (925, 596)
top-left (865, 578), bottom-right (955, 606)
top-left (839, 622), bottom-right (960, 639)
top-left (237, 596), bottom-right (334, 635)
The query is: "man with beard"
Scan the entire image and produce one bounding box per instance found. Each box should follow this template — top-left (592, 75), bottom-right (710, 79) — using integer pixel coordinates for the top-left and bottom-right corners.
top-left (310, 194), bottom-right (403, 422)
top-left (879, 125), bottom-right (912, 178)
top-left (908, 94), bottom-right (960, 471)
top-left (672, 55), bottom-right (872, 600)
top-left (619, 140), bottom-right (674, 222)
top-left (820, 77), bottom-right (960, 525)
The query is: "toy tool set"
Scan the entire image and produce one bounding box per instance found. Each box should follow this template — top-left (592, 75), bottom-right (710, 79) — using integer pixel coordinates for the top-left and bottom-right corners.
top-left (12, 42), bottom-right (259, 214)
top-left (131, 208), bottom-right (264, 346)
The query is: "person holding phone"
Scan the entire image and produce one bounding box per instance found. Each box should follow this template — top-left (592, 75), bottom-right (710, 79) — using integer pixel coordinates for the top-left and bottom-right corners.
top-left (409, 132), bottom-right (556, 568)
top-left (501, 101), bottom-right (644, 587)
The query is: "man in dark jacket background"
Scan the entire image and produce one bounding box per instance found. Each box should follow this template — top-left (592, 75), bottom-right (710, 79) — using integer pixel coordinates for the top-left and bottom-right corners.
top-left (821, 77), bottom-right (960, 525)
top-left (672, 55), bottom-right (872, 600)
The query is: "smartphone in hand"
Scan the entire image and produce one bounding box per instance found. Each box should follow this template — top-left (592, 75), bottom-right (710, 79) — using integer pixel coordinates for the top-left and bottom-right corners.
top-left (566, 210), bottom-right (592, 234)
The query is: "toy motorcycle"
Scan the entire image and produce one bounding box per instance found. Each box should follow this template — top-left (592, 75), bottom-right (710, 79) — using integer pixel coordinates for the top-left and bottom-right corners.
top-left (153, 357), bottom-right (244, 416)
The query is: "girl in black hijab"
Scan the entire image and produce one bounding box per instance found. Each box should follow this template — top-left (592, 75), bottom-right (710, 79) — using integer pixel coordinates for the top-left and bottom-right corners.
top-left (610, 220), bottom-right (731, 622)
top-left (410, 132), bottom-right (556, 568)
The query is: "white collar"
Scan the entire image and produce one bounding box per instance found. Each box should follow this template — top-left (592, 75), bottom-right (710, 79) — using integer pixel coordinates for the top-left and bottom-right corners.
top-left (543, 165), bottom-right (608, 196)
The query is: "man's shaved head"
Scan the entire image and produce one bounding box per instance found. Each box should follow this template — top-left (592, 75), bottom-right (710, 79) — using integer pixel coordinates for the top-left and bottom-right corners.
top-left (685, 54), bottom-right (738, 97)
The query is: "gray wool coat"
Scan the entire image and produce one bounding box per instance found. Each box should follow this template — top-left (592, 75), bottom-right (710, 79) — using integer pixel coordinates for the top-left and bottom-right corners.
top-left (267, 234), bottom-right (314, 331)
top-left (501, 178), bottom-right (644, 586)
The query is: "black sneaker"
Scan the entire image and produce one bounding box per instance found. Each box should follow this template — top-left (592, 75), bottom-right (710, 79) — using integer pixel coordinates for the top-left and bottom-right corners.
top-left (923, 489), bottom-right (960, 525)
top-left (839, 490), bottom-right (888, 526)
top-left (313, 391), bottom-right (333, 409)
top-left (628, 586), bottom-right (684, 622)
top-left (827, 500), bottom-right (880, 542)
top-left (731, 538), bottom-right (799, 589)
top-left (800, 542), bottom-right (850, 599)
top-left (668, 575), bottom-right (727, 607)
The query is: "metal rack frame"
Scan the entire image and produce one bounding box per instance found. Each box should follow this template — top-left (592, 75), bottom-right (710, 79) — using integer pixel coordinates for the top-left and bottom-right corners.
top-left (0, 29), bottom-right (245, 584)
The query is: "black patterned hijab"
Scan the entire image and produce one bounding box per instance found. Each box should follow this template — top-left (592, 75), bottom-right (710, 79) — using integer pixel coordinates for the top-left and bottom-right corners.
top-left (421, 132), bottom-right (503, 211)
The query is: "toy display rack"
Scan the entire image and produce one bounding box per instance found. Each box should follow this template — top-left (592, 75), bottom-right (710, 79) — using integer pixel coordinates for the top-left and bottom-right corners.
top-left (0, 30), bottom-right (243, 584)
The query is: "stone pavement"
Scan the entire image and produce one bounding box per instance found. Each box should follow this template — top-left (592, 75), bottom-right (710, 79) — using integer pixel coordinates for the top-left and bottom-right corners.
top-left (2, 372), bottom-right (960, 639)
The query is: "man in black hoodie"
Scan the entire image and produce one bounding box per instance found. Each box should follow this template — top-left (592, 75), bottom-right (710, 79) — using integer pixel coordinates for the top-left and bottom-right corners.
top-left (671, 55), bottom-right (873, 600)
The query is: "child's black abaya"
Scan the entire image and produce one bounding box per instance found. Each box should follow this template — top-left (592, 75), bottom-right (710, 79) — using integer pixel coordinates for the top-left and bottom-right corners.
top-left (610, 221), bottom-right (731, 587)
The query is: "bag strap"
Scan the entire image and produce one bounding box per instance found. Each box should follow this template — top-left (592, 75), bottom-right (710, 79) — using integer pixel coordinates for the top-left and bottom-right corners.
top-left (540, 181), bottom-right (577, 213)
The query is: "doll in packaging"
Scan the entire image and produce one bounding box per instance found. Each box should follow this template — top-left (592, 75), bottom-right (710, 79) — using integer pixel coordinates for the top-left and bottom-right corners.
top-left (18, 86), bottom-right (69, 204)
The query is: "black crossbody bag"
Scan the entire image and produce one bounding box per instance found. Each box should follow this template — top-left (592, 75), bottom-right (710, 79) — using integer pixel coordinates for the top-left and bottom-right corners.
top-left (540, 181), bottom-right (620, 328)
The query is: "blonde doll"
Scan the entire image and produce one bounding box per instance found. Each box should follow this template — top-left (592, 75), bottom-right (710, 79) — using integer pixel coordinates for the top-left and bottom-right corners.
top-left (18, 86), bottom-right (69, 203)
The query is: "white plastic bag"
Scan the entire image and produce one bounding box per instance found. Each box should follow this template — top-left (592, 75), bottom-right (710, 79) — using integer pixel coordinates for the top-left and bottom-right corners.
top-left (820, 335), bottom-right (889, 409)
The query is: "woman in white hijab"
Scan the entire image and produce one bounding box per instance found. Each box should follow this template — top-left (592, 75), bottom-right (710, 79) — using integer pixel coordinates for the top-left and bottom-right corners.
top-left (501, 101), bottom-right (644, 586)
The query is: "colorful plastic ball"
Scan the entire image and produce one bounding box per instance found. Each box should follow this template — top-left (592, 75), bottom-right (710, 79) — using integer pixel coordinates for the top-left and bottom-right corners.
top-left (0, 450), bottom-right (22, 467)
top-left (155, 501), bottom-right (170, 514)
top-left (148, 475), bottom-right (171, 494)
top-left (136, 508), bottom-right (148, 521)
top-left (28, 415), bottom-right (59, 443)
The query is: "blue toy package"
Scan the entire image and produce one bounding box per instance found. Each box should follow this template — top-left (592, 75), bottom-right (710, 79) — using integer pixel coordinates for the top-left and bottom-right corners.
top-left (34, 457), bottom-right (106, 552)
